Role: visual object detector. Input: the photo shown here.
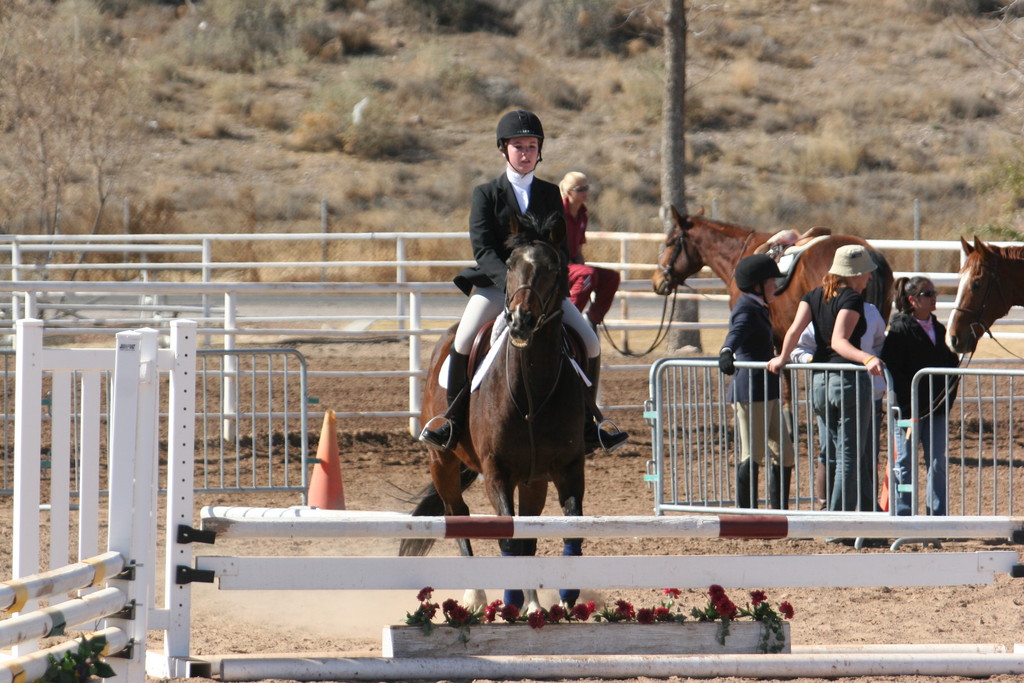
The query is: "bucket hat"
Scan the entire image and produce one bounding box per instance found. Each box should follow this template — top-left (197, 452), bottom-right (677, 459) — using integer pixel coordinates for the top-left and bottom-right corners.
top-left (828, 244), bottom-right (876, 277)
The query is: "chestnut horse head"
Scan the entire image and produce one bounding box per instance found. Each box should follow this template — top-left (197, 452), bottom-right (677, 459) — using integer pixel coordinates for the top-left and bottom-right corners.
top-left (948, 237), bottom-right (1024, 354)
top-left (652, 206), bottom-right (894, 345)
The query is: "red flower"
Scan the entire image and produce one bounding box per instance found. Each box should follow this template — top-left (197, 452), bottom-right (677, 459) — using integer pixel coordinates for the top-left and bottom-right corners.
top-left (547, 604), bottom-right (566, 623)
top-left (636, 608), bottom-right (655, 624)
top-left (715, 598), bottom-right (738, 620)
top-left (416, 587), bottom-right (433, 602)
top-left (571, 603), bottom-right (593, 622)
top-left (779, 601), bottom-right (795, 619)
top-left (653, 606), bottom-right (672, 622)
top-left (499, 603), bottom-right (520, 623)
top-left (484, 600), bottom-right (502, 623)
top-left (445, 603), bottom-right (472, 625)
top-left (750, 590), bottom-right (767, 606)
top-left (662, 588), bottom-right (681, 599)
top-left (614, 599), bottom-right (635, 620)
top-left (708, 585), bottom-right (726, 600)
top-left (441, 598), bottom-right (459, 616)
top-left (527, 610), bottom-right (546, 629)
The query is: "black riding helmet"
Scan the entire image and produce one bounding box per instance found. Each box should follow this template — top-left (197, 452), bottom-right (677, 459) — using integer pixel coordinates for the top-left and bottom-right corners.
top-left (496, 109), bottom-right (544, 160)
top-left (734, 254), bottom-right (782, 294)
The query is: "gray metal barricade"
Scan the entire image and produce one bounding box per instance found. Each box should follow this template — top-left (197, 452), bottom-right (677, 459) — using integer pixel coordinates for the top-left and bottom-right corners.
top-left (904, 366), bottom-right (1024, 517)
top-left (645, 358), bottom-right (893, 516)
top-left (0, 348), bottom-right (309, 496)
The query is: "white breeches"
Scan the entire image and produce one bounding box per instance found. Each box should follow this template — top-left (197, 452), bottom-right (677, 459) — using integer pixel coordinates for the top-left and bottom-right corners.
top-left (452, 286), bottom-right (600, 358)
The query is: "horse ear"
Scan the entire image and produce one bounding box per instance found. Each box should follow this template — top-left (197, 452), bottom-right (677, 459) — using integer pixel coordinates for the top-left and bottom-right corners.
top-left (547, 214), bottom-right (566, 246)
top-left (961, 236), bottom-right (973, 255)
top-left (509, 213), bottom-right (521, 235)
top-left (670, 205), bottom-right (686, 229)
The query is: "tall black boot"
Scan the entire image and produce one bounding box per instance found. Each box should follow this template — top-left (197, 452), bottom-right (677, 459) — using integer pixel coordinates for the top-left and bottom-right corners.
top-left (583, 358), bottom-right (628, 453)
top-left (735, 459), bottom-right (759, 509)
top-left (419, 350), bottom-right (470, 450)
top-left (768, 465), bottom-right (793, 510)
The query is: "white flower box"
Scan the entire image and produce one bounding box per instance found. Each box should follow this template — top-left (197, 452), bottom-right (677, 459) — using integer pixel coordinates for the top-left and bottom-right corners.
top-left (383, 621), bottom-right (790, 657)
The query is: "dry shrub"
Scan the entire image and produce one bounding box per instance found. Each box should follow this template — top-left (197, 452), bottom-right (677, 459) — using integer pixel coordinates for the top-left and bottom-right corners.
top-left (340, 103), bottom-right (422, 160)
top-left (250, 98), bottom-right (291, 131)
top-left (513, 0), bottom-right (656, 57)
top-left (730, 57), bottom-right (758, 96)
top-left (797, 112), bottom-right (866, 177)
top-left (193, 113), bottom-right (238, 140)
top-left (375, 0), bottom-right (512, 34)
top-left (298, 15), bottom-right (376, 61)
top-left (128, 197), bottom-right (180, 235)
top-left (286, 111), bottom-right (345, 152)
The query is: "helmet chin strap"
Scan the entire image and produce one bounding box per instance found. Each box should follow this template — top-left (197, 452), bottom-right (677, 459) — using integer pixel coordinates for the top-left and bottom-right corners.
top-left (500, 143), bottom-right (543, 167)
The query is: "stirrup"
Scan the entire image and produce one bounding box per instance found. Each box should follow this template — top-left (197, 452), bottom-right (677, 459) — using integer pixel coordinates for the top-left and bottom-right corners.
top-left (585, 418), bottom-right (628, 453)
top-left (418, 415), bottom-right (459, 450)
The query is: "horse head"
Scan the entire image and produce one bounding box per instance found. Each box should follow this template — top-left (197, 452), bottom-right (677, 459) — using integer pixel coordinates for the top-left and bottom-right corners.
top-left (504, 213), bottom-right (566, 349)
top-left (652, 205), bottom-right (705, 295)
top-left (948, 236), bottom-right (1014, 354)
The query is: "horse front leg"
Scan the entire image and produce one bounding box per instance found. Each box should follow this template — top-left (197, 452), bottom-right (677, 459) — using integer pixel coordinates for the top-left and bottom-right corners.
top-left (429, 457), bottom-right (488, 610)
top-left (484, 474), bottom-right (544, 613)
top-left (552, 461), bottom-right (585, 608)
top-left (513, 479), bottom-right (548, 615)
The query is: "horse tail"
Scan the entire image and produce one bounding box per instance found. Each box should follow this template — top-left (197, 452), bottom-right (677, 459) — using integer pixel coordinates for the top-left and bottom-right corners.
top-left (398, 464), bottom-right (479, 557)
top-left (864, 248), bottom-right (895, 321)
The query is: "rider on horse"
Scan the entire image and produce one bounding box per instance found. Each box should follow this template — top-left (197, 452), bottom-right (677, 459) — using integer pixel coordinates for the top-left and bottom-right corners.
top-left (418, 110), bottom-right (628, 454)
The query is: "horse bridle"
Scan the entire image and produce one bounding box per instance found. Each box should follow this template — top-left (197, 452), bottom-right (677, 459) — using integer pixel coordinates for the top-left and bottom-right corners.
top-left (952, 257), bottom-right (1000, 350)
top-left (503, 240), bottom-right (564, 334)
top-left (656, 219), bottom-right (692, 293)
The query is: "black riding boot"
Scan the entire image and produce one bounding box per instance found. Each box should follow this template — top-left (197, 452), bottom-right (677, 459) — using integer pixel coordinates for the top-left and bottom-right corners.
top-left (768, 465), bottom-right (793, 510)
top-left (583, 358), bottom-right (628, 453)
top-left (419, 350), bottom-right (470, 450)
top-left (735, 459), bottom-right (759, 509)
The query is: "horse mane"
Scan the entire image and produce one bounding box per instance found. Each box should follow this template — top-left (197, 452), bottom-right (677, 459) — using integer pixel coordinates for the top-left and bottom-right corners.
top-left (681, 213), bottom-right (760, 239)
top-left (960, 242), bottom-right (1024, 275)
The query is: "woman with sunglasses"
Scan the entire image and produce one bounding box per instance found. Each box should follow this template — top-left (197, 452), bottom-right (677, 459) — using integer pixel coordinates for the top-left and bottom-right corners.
top-left (881, 276), bottom-right (959, 516)
top-left (558, 171), bottom-right (621, 329)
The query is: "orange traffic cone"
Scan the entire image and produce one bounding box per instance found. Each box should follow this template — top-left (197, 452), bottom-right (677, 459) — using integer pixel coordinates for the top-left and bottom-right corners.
top-left (308, 410), bottom-right (345, 509)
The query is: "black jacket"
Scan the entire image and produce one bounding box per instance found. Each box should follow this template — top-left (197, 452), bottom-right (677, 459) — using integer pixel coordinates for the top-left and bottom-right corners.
top-left (454, 173), bottom-right (566, 296)
top-left (881, 312), bottom-right (960, 417)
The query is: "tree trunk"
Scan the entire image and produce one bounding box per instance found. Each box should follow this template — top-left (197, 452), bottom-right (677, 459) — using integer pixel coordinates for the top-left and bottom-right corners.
top-left (660, 0), bottom-right (701, 352)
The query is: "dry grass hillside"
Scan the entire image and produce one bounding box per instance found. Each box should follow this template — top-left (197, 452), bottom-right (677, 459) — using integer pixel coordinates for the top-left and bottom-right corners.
top-left (2, 0), bottom-right (1024, 277)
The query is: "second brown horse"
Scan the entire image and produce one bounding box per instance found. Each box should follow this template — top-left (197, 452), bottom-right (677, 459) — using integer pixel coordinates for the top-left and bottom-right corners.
top-left (652, 206), bottom-right (894, 344)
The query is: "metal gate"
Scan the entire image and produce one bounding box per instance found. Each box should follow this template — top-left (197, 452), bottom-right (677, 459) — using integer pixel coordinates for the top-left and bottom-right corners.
top-left (644, 358), bottom-right (892, 516)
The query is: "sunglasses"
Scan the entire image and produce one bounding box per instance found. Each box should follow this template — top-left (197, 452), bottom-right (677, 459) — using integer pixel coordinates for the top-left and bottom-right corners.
top-left (915, 290), bottom-right (937, 297)
top-left (571, 185), bottom-right (590, 193)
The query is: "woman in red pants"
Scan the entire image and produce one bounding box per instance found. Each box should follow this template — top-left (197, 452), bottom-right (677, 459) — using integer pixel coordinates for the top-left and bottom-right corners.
top-left (558, 171), bottom-right (621, 329)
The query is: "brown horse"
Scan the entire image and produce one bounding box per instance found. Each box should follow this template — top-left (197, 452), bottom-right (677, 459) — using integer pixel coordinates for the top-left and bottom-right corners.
top-left (948, 236), bottom-right (1024, 354)
top-left (399, 213), bottom-right (586, 613)
top-left (651, 207), bottom-right (894, 344)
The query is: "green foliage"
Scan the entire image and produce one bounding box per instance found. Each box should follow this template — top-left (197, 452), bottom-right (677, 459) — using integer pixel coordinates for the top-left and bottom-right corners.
top-left (40, 636), bottom-right (116, 683)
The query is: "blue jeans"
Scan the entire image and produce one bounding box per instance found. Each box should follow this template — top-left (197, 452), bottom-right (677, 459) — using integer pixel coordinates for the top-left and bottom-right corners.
top-left (812, 370), bottom-right (874, 512)
top-left (893, 409), bottom-right (948, 516)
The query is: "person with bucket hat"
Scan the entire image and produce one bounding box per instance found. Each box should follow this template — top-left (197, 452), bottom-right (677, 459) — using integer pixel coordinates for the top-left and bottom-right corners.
top-left (418, 110), bottom-right (627, 455)
top-left (769, 244), bottom-right (885, 514)
top-left (719, 254), bottom-right (795, 509)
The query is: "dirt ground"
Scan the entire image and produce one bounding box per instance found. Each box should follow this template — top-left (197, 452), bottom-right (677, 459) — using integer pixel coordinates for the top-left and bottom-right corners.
top-left (5, 336), bottom-right (1024, 683)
